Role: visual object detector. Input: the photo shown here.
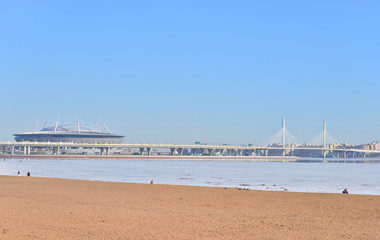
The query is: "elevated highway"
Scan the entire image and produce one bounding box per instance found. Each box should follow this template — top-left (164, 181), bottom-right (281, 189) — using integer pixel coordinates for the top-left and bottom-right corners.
top-left (0, 142), bottom-right (379, 158)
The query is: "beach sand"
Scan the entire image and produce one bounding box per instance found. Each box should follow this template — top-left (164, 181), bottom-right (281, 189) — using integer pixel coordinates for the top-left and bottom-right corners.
top-left (0, 176), bottom-right (379, 239)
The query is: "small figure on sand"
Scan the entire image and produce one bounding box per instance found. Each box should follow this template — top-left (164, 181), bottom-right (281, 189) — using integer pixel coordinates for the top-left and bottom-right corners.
top-left (342, 188), bottom-right (348, 194)
top-left (27, 172), bottom-right (31, 177)
top-left (17, 171), bottom-right (20, 176)
top-left (150, 180), bottom-right (154, 184)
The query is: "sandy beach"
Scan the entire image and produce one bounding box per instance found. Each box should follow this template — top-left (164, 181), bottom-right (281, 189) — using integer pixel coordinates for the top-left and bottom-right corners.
top-left (0, 176), bottom-right (379, 239)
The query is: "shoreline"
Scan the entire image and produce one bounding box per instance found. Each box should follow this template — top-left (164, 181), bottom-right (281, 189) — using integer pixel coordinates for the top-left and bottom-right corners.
top-left (1, 175), bottom-right (379, 239)
top-left (0, 154), bottom-right (299, 161)
top-left (1, 174), bottom-right (380, 196)
top-left (2, 154), bottom-right (380, 164)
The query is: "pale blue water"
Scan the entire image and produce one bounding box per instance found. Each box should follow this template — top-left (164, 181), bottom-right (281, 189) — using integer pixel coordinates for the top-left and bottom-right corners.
top-left (1, 158), bottom-right (379, 195)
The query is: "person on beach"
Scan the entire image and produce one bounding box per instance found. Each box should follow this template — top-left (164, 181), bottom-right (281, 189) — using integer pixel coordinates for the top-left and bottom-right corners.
top-left (150, 180), bottom-right (154, 184)
top-left (18, 171), bottom-right (20, 176)
top-left (342, 188), bottom-right (348, 194)
top-left (27, 172), bottom-right (31, 177)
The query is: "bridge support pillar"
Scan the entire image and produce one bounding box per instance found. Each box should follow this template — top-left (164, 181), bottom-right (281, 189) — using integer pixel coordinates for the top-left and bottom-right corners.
top-left (23, 146), bottom-right (27, 155)
top-left (207, 148), bottom-right (213, 155)
top-left (53, 147), bottom-right (60, 155)
top-left (11, 146), bottom-right (14, 155)
top-left (265, 149), bottom-right (268, 156)
top-left (352, 152), bottom-right (355, 158)
top-left (139, 147), bottom-right (144, 155)
top-left (147, 147), bottom-right (152, 156)
top-left (178, 148), bottom-right (184, 156)
top-left (254, 149), bottom-right (260, 156)
top-left (100, 147), bottom-right (107, 155)
top-left (228, 149), bottom-right (234, 156)
top-left (191, 148), bottom-right (197, 156)
top-left (170, 148), bottom-right (176, 156)
top-left (201, 148), bottom-right (206, 155)
top-left (344, 151), bottom-right (347, 158)
top-left (218, 149), bottom-right (224, 156)
top-left (249, 149), bottom-right (254, 156)
top-left (238, 149), bottom-right (242, 156)
top-left (27, 146), bottom-right (31, 155)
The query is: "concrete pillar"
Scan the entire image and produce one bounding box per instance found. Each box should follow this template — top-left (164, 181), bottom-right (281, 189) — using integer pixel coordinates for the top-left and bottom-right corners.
top-left (257, 149), bottom-right (261, 156)
top-left (343, 151), bottom-right (347, 158)
top-left (178, 148), bottom-right (184, 156)
top-left (207, 149), bottom-right (213, 155)
top-left (248, 149), bottom-right (253, 156)
top-left (191, 148), bottom-right (197, 156)
top-left (352, 151), bottom-right (355, 158)
top-left (219, 149), bottom-right (224, 156)
top-left (27, 146), bottom-right (31, 155)
top-left (11, 146), bottom-right (14, 155)
top-left (106, 147), bottom-right (110, 156)
top-left (228, 149), bottom-right (234, 156)
top-left (265, 149), bottom-right (268, 156)
top-left (238, 149), bottom-right (243, 156)
top-left (147, 147), bottom-right (152, 156)
top-left (52, 147), bottom-right (60, 155)
top-left (23, 146), bottom-right (27, 155)
top-left (170, 148), bottom-right (176, 156)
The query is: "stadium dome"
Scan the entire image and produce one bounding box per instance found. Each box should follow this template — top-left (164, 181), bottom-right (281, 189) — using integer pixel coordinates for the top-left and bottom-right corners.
top-left (14, 123), bottom-right (124, 144)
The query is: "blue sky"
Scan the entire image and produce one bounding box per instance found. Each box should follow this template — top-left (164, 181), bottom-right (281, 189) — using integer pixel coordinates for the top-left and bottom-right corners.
top-left (0, 0), bottom-right (379, 145)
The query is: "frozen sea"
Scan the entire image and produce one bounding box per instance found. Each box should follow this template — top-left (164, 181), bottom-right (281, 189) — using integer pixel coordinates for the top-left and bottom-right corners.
top-left (1, 158), bottom-right (379, 195)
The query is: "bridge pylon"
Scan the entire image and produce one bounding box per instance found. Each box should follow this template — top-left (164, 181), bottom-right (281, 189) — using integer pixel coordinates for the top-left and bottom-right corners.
top-left (260, 117), bottom-right (301, 149)
top-left (309, 120), bottom-right (340, 157)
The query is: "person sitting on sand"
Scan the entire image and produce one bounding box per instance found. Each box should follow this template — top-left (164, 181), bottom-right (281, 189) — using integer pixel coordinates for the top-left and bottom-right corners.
top-left (27, 172), bottom-right (31, 177)
top-left (342, 188), bottom-right (348, 194)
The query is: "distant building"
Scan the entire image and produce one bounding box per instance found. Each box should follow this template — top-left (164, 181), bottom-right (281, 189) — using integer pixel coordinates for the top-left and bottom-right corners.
top-left (362, 141), bottom-right (380, 151)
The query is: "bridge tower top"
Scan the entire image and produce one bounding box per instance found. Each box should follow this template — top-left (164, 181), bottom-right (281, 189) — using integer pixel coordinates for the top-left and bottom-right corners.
top-left (323, 120), bottom-right (326, 148)
top-left (309, 120), bottom-right (339, 146)
top-left (282, 117), bottom-right (286, 147)
top-left (260, 117), bottom-right (301, 147)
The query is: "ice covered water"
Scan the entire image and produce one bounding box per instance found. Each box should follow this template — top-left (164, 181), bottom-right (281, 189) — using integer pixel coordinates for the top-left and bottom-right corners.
top-left (1, 158), bottom-right (379, 195)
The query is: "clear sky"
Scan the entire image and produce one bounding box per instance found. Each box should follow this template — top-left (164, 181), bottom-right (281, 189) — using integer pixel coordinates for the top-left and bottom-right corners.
top-left (1, 1), bottom-right (379, 145)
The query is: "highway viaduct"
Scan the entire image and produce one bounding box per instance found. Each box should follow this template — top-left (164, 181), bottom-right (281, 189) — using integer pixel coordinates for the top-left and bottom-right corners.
top-left (0, 142), bottom-right (380, 158)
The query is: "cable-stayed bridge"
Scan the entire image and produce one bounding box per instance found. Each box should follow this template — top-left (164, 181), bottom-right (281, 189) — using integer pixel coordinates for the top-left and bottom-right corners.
top-left (0, 117), bottom-right (379, 158)
top-left (261, 118), bottom-right (339, 147)
top-left (0, 141), bottom-right (379, 159)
